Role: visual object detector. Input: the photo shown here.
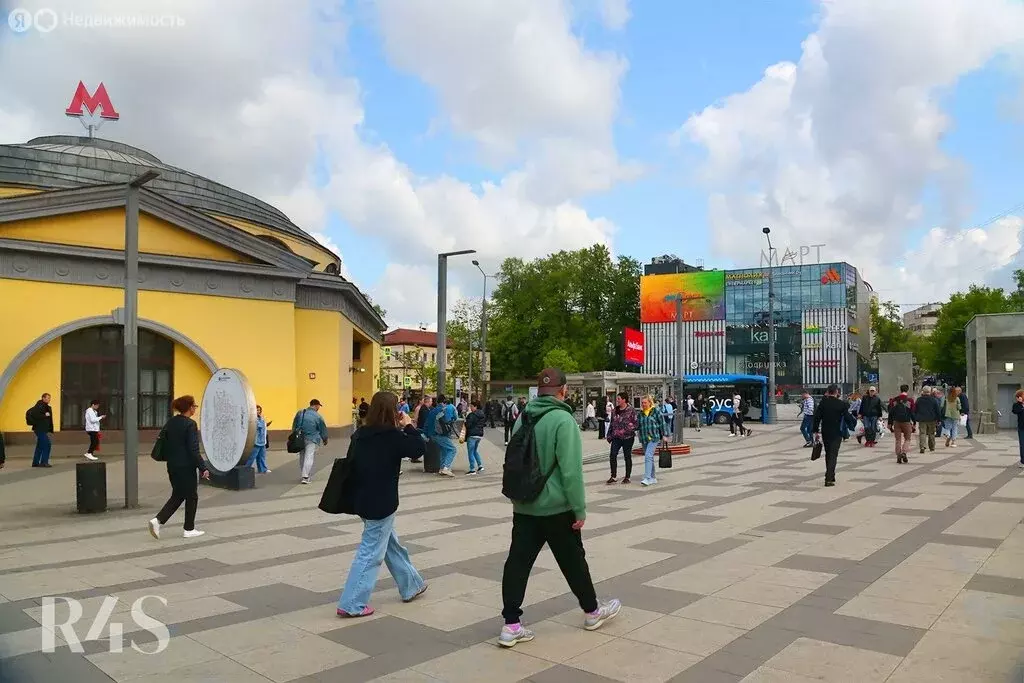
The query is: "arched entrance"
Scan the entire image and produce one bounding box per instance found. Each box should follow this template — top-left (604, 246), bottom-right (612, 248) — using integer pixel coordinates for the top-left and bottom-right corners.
top-left (60, 326), bottom-right (174, 430)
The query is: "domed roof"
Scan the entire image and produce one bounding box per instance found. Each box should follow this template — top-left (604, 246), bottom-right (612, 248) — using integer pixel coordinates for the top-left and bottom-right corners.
top-left (0, 135), bottom-right (314, 242)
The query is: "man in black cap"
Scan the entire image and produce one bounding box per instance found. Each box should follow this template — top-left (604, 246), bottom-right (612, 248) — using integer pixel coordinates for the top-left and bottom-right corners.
top-left (498, 368), bottom-right (620, 648)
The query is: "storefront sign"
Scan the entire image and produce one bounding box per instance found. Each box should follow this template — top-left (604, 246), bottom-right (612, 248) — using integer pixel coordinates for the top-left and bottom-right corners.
top-left (689, 361), bottom-right (724, 372)
top-left (808, 359), bottom-right (840, 368)
top-left (760, 244), bottom-right (825, 267)
top-left (848, 326), bottom-right (860, 335)
top-left (804, 340), bottom-right (844, 350)
top-left (804, 324), bottom-right (846, 334)
top-left (694, 330), bottom-right (724, 338)
top-left (623, 327), bottom-right (645, 367)
top-left (820, 267), bottom-right (842, 284)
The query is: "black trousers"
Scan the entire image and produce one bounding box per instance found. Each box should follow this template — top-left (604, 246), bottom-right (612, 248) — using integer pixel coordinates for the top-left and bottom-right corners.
top-left (504, 421), bottom-right (514, 443)
top-left (156, 468), bottom-right (199, 531)
top-left (824, 437), bottom-right (841, 483)
top-left (501, 511), bottom-right (598, 624)
top-left (86, 431), bottom-right (100, 454)
top-left (609, 437), bottom-right (634, 478)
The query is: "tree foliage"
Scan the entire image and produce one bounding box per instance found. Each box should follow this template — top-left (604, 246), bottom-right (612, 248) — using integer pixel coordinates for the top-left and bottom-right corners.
top-left (542, 347), bottom-right (580, 374)
top-left (487, 246), bottom-right (641, 378)
top-left (929, 285), bottom-right (1021, 382)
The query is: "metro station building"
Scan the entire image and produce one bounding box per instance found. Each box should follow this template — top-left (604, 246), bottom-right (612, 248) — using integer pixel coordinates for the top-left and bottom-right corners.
top-left (0, 135), bottom-right (384, 442)
top-left (641, 262), bottom-right (874, 392)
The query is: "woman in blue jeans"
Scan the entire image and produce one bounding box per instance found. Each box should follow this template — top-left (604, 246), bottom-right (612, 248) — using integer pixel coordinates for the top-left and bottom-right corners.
top-left (337, 392), bottom-right (429, 617)
top-left (637, 396), bottom-right (669, 487)
top-left (1012, 390), bottom-right (1024, 469)
top-left (245, 405), bottom-right (272, 473)
top-left (463, 399), bottom-right (486, 475)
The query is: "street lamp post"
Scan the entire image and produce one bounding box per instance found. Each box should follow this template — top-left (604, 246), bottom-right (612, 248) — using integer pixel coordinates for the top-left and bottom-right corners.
top-left (436, 249), bottom-right (476, 396)
top-left (472, 260), bottom-right (495, 401)
top-left (124, 170), bottom-right (159, 509)
top-left (762, 227), bottom-right (777, 425)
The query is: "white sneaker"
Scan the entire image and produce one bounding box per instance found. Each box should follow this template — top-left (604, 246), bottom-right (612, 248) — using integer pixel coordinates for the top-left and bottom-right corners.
top-left (148, 518), bottom-right (161, 539)
top-left (300, 477), bottom-right (310, 485)
top-left (476, 466), bottom-right (484, 474)
top-left (652, 478), bottom-right (658, 484)
top-left (440, 468), bottom-right (455, 478)
top-left (729, 433), bottom-right (737, 437)
top-left (84, 453), bottom-right (98, 461)
top-left (183, 529), bottom-right (205, 539)
top-left (264, 469), bottom-right (272, 474)
top-left (640, 479), bottom-right (652, 487)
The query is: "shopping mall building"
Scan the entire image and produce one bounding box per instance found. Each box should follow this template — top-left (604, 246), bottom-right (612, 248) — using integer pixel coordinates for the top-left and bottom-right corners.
top-left (0, 135), bottom-right (385, 442)
top-left (640, 261), bottom-right (874, 392)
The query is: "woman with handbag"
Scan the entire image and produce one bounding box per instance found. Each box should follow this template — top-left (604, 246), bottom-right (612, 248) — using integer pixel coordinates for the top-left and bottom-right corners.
top-left (337, 391), bottom-right (429, 617)
top-left (637, 396), bottom-right (669, 488)
top-left (148, 395), bottom-right (210, 539)
top-left (942, 387), bottom-right (962, 448)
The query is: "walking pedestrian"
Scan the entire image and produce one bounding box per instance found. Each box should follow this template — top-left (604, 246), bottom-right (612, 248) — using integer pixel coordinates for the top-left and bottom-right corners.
top-left (1012, 390), bottom-right (1024, 469)
top-left (798, 392), bottom-right (815, 446)
top-left (660, 398), bottom-right (675, 436)
top-left (502, 396), bottom-right (519, 446)
top-left (731, 394), bottom-right (750, 437)
top-left (932, 387), bottom-right (944, 439)
top-left (432, 395), bottom-right (459, 477)
top-left (694, 393), bottom-right (707, 430)
top-left (245, 405), bottom-right (272, 473)
top-left (848, 393), bottom-right (862, 443)
top-left (357, 398), bottom-right (369, 426)
top-left (83, 399), bottom-right (105, 461)
top-left (293, 399), bottom-right (329, 484)
top-left (913, 387), bottom-right (941, 453)
top-left (888, 391), bottom-right (915, 464)
top-left (957, 387), bottom-right (973, 439)
top-left (606, 392), bottom-right (637, 485)
top-left (498, 368), bottom-right (620, 648)
top-left (464, 399), bottom-right (485, 475)
top-left (812, 385), bottom-right (848, 487)
top-left (858, 387), bottom-right (883, 447)
top-left (148, 395), bottom-right (211, 539)
top-left (336, 392), bottom-right (428, 617)
top-left (638, 396), bottom-right (669, 487)
top-left (582, 400), bottom-right (597, 430)
top-left (26, 393), bottom-right (54, 468)
top-left (942, 387), bottom-right (962, 447)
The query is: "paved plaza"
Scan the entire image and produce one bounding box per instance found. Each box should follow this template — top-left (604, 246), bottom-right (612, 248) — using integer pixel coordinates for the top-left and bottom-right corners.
top-left (1, 424), bottom-right (1023, 682)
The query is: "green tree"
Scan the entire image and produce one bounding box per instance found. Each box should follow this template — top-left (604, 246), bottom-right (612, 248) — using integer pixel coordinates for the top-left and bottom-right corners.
top-left (928, 285), bottom-right (1019, 382)
top-left (541, 347), bottom-right (580, 374)
top-left (487, 246), bottom-right (641, 378)
top-left (445, 298), bottom-right (486, 396)
top-left (869, 299), bottom-right (912, 357)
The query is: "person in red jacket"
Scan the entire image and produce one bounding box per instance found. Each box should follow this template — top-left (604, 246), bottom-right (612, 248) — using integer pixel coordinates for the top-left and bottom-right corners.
top-left (888, 384), bottom-right (916, 414)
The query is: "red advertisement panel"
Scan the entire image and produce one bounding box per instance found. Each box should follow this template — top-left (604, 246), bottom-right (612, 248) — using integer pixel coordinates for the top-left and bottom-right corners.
top-left (624, 327), bottom-right (645, 366)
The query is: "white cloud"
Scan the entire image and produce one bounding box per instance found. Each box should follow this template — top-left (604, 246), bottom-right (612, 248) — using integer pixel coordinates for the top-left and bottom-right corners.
top-left (0, 0), bottom-right (627, 327)
top-left (678, 0), bottom-right (1024, 303)
top-left (597, 0), bottom-right (631, 30)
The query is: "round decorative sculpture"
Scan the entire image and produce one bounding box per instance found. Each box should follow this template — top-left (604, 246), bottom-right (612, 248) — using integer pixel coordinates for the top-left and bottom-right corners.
top-left (200, 368), bottom-right (256, 474)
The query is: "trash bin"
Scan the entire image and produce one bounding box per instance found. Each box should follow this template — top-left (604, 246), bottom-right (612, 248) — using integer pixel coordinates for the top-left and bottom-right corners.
top-left (423, 439), bottom-right (441, 473)
top-left (76, 461), bottom-right (107, 514)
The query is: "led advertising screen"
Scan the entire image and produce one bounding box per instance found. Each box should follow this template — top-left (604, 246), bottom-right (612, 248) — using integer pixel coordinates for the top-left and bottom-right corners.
top-left (640, 271), bottom-right (726, 323)
top-left (623, 327), bottom-right (645, 366)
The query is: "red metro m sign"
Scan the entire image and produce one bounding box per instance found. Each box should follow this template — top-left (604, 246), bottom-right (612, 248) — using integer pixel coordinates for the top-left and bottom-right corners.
top-left (65, 82), bottom-right (120, 120)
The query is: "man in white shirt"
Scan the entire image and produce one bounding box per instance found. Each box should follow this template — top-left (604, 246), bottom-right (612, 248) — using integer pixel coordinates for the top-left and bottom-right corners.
top-left (83, 400), bottom-right (105, 460)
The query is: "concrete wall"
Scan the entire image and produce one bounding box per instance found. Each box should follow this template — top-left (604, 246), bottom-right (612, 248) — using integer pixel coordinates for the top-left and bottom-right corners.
top-left (878, 352), bottom-right (914, 400)
top-left (966, 314), bottom-right (1024, 431)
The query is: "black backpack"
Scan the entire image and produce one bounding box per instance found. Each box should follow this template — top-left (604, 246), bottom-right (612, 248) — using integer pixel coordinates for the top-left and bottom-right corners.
top-left (504, 403), bottom-right (515, 421)
top-left (890, 399), bottom-right (913, 423)
top-left (502, 412), bottom-right (557, 502)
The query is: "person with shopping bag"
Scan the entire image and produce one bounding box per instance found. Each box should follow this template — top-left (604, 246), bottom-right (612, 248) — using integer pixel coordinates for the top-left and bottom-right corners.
top-left (637, 396), bottom-right (669, 487)
top-left (332, 391), bottom-right (428, 617)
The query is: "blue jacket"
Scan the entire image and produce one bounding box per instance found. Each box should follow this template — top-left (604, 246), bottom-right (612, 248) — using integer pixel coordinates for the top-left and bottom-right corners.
top-left (255, 415), bottom-right (268, 447)
top-left (292, 408), bottom-right (328, 445)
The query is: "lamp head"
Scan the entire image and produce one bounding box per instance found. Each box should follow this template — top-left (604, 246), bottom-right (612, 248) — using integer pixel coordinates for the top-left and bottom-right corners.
top-left (762, 226), bottom-right (771, 235)
top-left (472, 259), bottom-right (480, 266)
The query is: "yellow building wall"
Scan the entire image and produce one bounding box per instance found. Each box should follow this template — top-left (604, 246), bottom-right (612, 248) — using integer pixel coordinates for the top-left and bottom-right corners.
top-left (352, 335), bottom-right (379, 406)
top-left (0, 186), bottom-right (43, 198)
top-left (0, 339), bottom-right (61, 433)
top-left (294, 309), bottom-right (348, 428)
top-left (211, 214), bottom-right (337, 271)
top-left (172, 344), bottom-right (212, 423)
top-left (0, 209), bottom-right (255, 263)
top-left (0, 280), bottom-right (123, 432)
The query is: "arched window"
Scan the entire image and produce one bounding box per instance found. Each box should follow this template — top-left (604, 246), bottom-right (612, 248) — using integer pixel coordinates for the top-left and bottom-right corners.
top-left (325, 263), bottom-right (340, 275)
top-left (61, 326), bottom-right (174, 429)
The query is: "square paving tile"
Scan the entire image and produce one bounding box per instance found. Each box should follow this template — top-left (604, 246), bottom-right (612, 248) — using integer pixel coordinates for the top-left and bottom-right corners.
top-left (673, 596), bottom-right (782, 630)
top-left (760, 637), bottom-right (903, 681)
top-left (929, 589), bottom-right (1024, 646)
top-left (510, 619), bottom-right (612, 663)
top-left (86, 635), bottom-right (223, 680)
top-left (835, 594), bottom-right (945, 629)
top-left (412, 641), bottom-right (550, 683)
top-left (623, 615), bottom-right (745, 657)
top-left (550, 605), bottom-right (662, 637)
top-left (886, 630), bottom-right (1024, 682)
top-left (564, 638), bottom-right (701, 682)
top-left (229, 633), bottom-right (366, 682)
top-left (520, 663), bottom-right (622, 683)
top-left (712, 580), bottom-right (814, 609)
top-left (396, 597), bottom-right (498, 632)
top-left (190, 616), bottom-right (310, 656)
top-left (126, 656), bottom-right (273, 682)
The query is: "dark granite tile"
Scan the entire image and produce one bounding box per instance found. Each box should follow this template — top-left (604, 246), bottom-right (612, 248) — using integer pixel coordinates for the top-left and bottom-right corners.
top-left (811, 615), bottom-right (925, 657)
top-left (660, 510), bottom-right (725, 523)
top-left (0, 649), bottom-right (115, 683)
top-left (881, 508), bottom-right (939, 517)
top-left (304, 637), bottom-right (461, 683)
top-left (592, 582), bottom-right (701, 615)
top-left (282, 525), bottom-right (344, 540)
top-left (0, 601), bottom-right (43, 636)
top-left (148, 557), bottom-right (231, 582)
top-left (775, 555), bottom-right (857, 575)
top-left (218, 583), bottom-right (327, 612)
top-left (935, 534), bottom-right (1002, 549)
top-left (321, 615), bottom-right (454, 657)
top-left (965, 574), bottom-right (1024, 598)
top-left (629, 539), bottom-right (708, 556)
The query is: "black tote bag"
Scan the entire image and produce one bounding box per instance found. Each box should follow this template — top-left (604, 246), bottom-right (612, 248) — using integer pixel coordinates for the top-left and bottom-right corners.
top-left (658, 445), bottom-right (673, 469)
top-left (810, 441), bottom-right (823, 461)
top-left (318, 456), bottom-right (355, 515)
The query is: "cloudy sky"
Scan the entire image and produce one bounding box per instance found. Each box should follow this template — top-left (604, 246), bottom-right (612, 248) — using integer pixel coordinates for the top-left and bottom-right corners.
top-left (2, 0), bottom-right (1023, 328)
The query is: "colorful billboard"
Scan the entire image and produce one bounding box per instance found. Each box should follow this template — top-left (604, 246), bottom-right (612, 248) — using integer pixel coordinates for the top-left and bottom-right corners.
top-left (640, 271), bottom-right (726, 323)
top-left (623, 327), bottom-right (645, 366)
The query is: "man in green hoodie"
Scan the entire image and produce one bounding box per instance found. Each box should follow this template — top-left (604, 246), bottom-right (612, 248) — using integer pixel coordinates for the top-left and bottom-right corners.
top-left (498, 368), bottom-right (621, 648)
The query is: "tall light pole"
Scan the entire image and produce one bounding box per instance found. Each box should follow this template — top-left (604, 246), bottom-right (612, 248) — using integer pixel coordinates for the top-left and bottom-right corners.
top-left (762, 227), bottom-right (777, 424)
top-left (473, 260), bottom-right (495, 401)
top-left (437, 249), bottom-right (476, 396)
top-left (664, 293), bottom-right (686, 444)
top-left (124, 170), bottom-right (159, 508)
